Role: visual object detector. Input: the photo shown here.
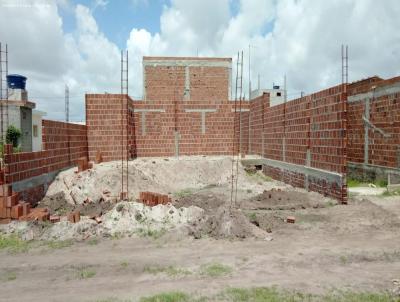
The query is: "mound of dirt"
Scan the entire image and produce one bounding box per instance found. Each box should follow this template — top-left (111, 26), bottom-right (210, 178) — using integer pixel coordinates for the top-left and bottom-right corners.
top-left (188, 203), bottom-right (268, 239)
top-left (174, 192), bottom-right (226, 214)
top-left (37, 192), bottom-right (74, 215)
top-left (177, 192), bottom-right (268, 239)
top-left (242, 189), bottom-right (330, 210)
top-left (37, 192), bottom-right (115, 218)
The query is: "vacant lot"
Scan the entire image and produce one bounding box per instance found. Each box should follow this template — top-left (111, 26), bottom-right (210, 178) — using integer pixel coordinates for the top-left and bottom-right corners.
top-left (0, 157), bottom-right (399, 301)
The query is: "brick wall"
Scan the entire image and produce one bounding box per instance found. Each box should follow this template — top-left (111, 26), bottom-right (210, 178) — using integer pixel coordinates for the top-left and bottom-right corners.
top-left (249, 93), bottom-right (268, 156)
top-left (348, 77), bottom-right (400, 173)
top-left (2, 120), bottom-right (88, 204)
top-left (86, 56), bottom-right (349, 201)
top-left (86, 95), bottom-right (249, 159)
top-left (87, 57), bottom-right (249, 160)
top-left (250, 85), bottom-right (347, 201)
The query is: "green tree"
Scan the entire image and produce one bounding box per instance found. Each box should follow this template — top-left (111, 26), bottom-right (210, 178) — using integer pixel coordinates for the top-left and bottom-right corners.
top-left (6, 125), bottom-right (22, 147)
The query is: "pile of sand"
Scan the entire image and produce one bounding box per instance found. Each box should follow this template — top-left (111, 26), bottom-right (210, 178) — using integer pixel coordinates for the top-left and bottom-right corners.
top-left (44, 156), bottom-right (280, 206)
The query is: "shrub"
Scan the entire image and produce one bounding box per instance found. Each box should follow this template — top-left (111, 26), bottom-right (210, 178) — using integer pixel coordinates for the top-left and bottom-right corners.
top-left (6, 125), bottom-right (22, 147)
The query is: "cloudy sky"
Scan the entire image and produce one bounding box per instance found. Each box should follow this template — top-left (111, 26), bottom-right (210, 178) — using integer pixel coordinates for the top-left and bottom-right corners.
top-left (0, 0), bottom-right (399, 121)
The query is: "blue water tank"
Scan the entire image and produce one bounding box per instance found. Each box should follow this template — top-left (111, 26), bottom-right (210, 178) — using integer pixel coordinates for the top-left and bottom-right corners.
top-left (7, 74), bottom-right (27, 90)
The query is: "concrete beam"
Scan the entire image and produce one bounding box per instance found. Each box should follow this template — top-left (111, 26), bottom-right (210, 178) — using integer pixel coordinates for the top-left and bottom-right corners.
top-left (348, 161), bottom-right (400, 175)
top-left (242, 157), bottom-right (343, 184)
top-left (348, 82), bottom-right (400, 103)
top-left (143, 60), bottom-right (231, 68)
top-left (130, 109), bottom-right (166, 136)
top-left (11, 170), bottom-right (60, 193)
top-left (231, 108), bottom-right (250, 112)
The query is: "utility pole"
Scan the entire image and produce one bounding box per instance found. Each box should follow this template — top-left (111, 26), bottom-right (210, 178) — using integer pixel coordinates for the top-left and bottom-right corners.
top-left (248, 44), bottom-right (251, 100)
top-left (65, 85), bottom-right (69, 122)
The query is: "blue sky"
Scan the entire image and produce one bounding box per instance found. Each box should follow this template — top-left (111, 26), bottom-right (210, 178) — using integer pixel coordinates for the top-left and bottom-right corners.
top-left (58, 0), bottom-right (246, 50)
top-left (59, 0), bottom-right (168, 48)
top-left (1, 0), bottom-right (399, 121)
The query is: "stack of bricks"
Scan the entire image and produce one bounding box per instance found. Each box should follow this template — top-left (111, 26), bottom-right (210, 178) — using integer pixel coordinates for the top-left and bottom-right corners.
top-left (0, 183), bottom-right (51, 223)
top-left (139, 192), bottom-right (171, 207)
top-left (19, 208), bottom-right (50, 222)
top-left (0, 184), bottom-right (23, 223)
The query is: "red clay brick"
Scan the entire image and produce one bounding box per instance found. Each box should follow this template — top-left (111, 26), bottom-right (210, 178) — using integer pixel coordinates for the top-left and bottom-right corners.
top-left (11, 204), bottom-right (23, 219)
top-left (286, 216), bottom-right (296, 223)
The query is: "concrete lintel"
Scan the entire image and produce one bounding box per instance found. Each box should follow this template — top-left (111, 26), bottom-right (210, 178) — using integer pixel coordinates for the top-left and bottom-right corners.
top-left (348, 82), bottom-right (400, 103)
top-left (241, 158), bottom-right (343, 184)
top-left (184, 109), bottom-right (217, 113)
top-left (231, 108), bottom-right (250, 112)
top-left (132, 109), bottom-right (166, 113)
top-left (143, 60), bottom-right (231, 68)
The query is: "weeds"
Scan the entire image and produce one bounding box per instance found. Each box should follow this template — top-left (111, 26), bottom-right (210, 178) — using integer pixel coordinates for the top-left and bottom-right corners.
top-left (381, 189), bottom-right (400, 197)
top-left (2, 271), bottom-right (17, 282)
top-left (77, 268), bottom-right (96, 279)
top-left (347, 177), bottom-right (388, 188)
top-left (136, 228), bottom-right (166, 239)
top-left (143, 265), bottom-right (191, 277)
top-left (88, 238), bottom-right (99, 246)
top-left (139, 291), bottom-right (190, 302)
top-left (120, 261), bottom-right (129, 268)
top-left (200, 263), bottom-right (232, 277)
top-left (101, 287), bottom-right (397, 302)
top-left (47, 239), bottom-right (73, 249)
top-left (0, 234), bottom-right (31, 254)
top-left (173, 188), bottom-right (194, 199)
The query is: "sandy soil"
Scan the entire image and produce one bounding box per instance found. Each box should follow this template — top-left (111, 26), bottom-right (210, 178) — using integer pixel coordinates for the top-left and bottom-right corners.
top-left (0, 157), bottom-right (399, 301)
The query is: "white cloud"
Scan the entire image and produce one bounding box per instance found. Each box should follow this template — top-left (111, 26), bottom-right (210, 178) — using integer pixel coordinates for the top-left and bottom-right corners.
top-left (0, 0), bottom-right (399, 121)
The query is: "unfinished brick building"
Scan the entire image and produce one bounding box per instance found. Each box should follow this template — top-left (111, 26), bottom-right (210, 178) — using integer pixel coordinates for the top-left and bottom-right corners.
top-left (1, 56), bottom-right (399, 206)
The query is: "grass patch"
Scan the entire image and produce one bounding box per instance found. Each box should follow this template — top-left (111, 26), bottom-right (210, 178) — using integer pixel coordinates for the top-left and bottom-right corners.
top-left (143, 265), bottom-right (191, 277)
top-left (347, 178), bottom-right (388, 188)
top-left (381, 188), bottom-right (400, 197)
top-left (173, 188), bottom-right (194, 199)
top-left (0, 234), bottom-right (31, 254)
top-left (220, 287), bottom-right (397, 302)
top-left (2, 271), bottom-right (17, 282)
top-left (76, 268), bottom-right (96, 279)
top-left (200, 263), bottom-right (232, 277)
top-left (93, 299), bottom-right (131, 302)
top-left (248, 172), bottom-right (272, 182)
top-left (139, 291), bottom-right (190, 302)
top-left (347, 178), bottom-right (363, 188)
top-left (136, 228), bottom-right (166, 239)
top-left (47, 239), bottom-right (73, 249)
top-left (134, 287), bottom-right (398, 302)
top-left (88, 238), bottom-right (99, 246)
top-left (246, 212), bottom-right (257, 221)
top-left (120, 261), bottom-right (129, 268)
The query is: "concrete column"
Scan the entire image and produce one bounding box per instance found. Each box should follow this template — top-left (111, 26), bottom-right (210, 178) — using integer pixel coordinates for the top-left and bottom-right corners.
top-left (364, 98), bottom-right (370, 165)
top-left (185, 109), bottom-right (217, 134)
top-left (184, 66), bottom-right (190, 100)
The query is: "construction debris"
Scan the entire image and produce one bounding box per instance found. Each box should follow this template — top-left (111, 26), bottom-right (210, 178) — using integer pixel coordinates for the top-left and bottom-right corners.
top-left (286, 216), bottom-right (296, 223)
top-left (139, 192), bottom-right (171, 206)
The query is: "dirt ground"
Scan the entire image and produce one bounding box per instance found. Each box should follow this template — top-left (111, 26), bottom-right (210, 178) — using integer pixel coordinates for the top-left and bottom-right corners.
top-left (1, 157), bottom-right (400, 301)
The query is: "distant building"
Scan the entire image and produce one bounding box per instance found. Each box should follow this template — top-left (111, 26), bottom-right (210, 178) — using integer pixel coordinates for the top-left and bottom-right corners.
top-left (0, 74), bottom-right (44, 152)
top-left (250, 85), bottom-right (285, 106)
